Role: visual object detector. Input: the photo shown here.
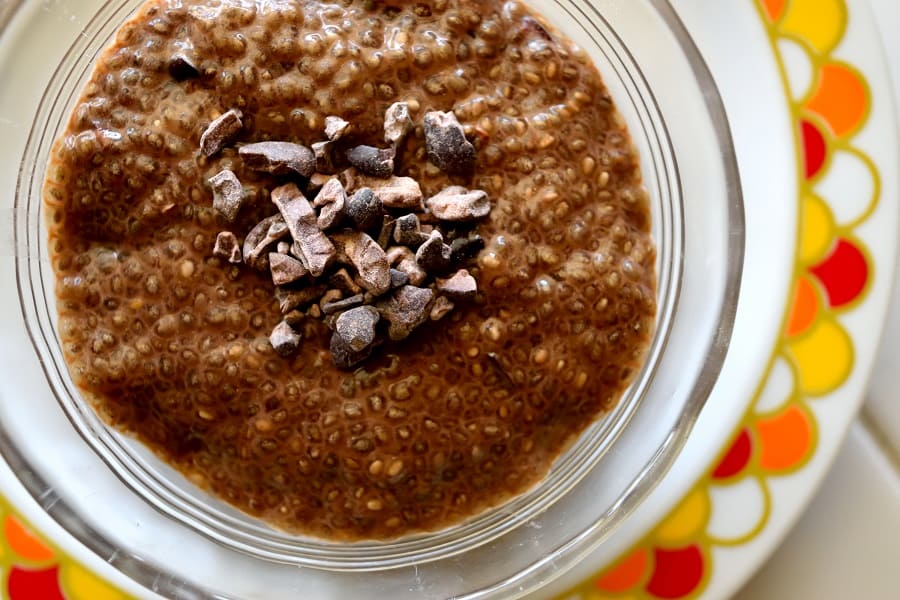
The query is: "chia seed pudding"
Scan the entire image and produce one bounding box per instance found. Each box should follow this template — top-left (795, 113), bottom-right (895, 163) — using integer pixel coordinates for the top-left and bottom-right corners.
top-left (44, 0), bottom-right (657, 540)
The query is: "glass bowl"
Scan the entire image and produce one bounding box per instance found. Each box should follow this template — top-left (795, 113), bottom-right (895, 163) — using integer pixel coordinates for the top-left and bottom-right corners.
top-left (8, 0), bottom-right (743, 597)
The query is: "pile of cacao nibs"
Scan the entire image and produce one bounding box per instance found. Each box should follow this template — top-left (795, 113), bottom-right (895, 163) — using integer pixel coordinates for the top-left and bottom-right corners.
top-left (201, 102), bottom-right (490, 369)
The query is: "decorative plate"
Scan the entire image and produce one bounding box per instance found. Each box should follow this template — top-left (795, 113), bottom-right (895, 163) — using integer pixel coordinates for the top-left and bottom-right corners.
top-left (0, 0), bottom-right (895, 598)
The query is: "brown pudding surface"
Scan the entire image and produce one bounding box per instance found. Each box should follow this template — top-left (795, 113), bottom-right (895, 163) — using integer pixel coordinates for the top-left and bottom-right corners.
top-left (45, 0), bottom-right (656, 540)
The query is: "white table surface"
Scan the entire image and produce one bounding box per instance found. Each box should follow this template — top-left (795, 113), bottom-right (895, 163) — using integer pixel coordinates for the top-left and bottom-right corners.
top-left (737, 0), bottom-right (900, 597)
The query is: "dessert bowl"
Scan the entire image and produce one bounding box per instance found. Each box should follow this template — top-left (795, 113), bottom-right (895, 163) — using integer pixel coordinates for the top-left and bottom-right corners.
top-left (9, 0), bottom-right (742, 597)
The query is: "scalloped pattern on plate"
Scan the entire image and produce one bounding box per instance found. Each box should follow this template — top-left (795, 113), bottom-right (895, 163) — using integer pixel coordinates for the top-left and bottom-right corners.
top-left (0, 499), bottom-right (123, 600)
top-left (0, 0), bottom-right (882, 598)
top-left (561, 0), bottom-right (879, 598)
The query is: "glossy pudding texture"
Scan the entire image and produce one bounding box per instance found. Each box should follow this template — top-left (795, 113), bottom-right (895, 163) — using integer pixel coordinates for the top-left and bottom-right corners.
top-left (44, 0), bottom-right (656, 540)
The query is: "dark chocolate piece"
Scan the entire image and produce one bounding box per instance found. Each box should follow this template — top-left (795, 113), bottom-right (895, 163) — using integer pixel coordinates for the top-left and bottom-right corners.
top-left (200, 109), bottom-right (243, 157)
top-left (423, 110), bottom-right (476, 175)
top-left (377, 285), bottom-right (435, 341)
top-left (324, 115), bottom-right (350, 141)
top-left (393, 213), bottom-right (428, 247)
top-left (425, 186), bottom-right (490, 221)
top-left (450, 234), bottom-right (485, 264)
top-left (436, 269), bottom-right (477, 300)
top-left (208, 169), bottom-right (244, 221)
top-left (243, 214), bottom-right (289, 270)
top-left (332, 231), bottom-right (391, 296)
top-left (312, 141), bottom-right (337, 174)
top-left (344, 171), bottom-right (423, 209)
top-left (269, 321), bottom-right (302, 357)
top-left (314, 178), bottom-right (347, 230)
top-left (330, 330), bottom-right (370, 370)
top-left (334, 306), bottom-right (380, 352)
top-left (415, 230), bottom-right (452, 273)
top-left (346, 188), bottom-right (384, 231)
top-left (271, 183), bottom-right (335, 277)
top-left (239, 141), bottom-right (316, 177)
top-left (346, 145), bottom-right (395, 178)
top-left (269, 253), bottom-right (308, 285)
top-left (384, 101), bottom-right (413, 146)
top-left (212, 231), bottom-right (242, 264)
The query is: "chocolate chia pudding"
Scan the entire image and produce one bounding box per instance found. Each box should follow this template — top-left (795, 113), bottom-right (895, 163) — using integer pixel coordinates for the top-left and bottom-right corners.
top-left (43, 0), bottom-right (657, 540)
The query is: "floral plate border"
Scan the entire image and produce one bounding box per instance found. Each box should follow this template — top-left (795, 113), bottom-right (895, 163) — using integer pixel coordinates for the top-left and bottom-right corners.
top-left (562, 0), bottom-right (883, 598)
top-left (0, 0), bottom-right (888, 598)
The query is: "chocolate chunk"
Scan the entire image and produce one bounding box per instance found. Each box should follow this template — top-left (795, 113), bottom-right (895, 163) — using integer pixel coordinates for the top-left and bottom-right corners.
top-left (377, 285), bottom-right (435, 341)
top-left (335, 306), bottom-right (380, 352)
top-left (369, 176), bottom-right (423, 209)
top-left (426, 186), bottom-right (490, 222)
top-left (269, 253), bottom-right (308, 285)
top-left (430, 296), bottom-right (455, 321)
top-left (314, 179), bottom-right (347, 230)
top-left (240, 142), bottom-right (316, 177)
top-left (384, 101), bottom-right (413, 146)
top-left (396, 257), bottom-right (427, 286)
top-left (415, 230), bottom-right (452, 273)
top-left (269, 320), bottom-right (302, 357)
top-left (168, 54), bottom-right (199, 81)
top-left (423, 110), bottom-right (477, 175)
top-left (208, 169), bottom-right (244, 221)
top-left (212, 231), bottom-right (242, 263)
top-left (450, 234), bottom-right (485, 264)
top-left (322, 293), bottom-right (365, 315)
top-left (343, 170), bottom-right (423, 209)
top-left (313, 178), bottom-right (344, 207)
top-left (330, 268), bottom-right (362, 295)
top-left (243, 214), bottom-right (290, 270)
top-left (332, 232), bottom-right (391, 296)
top-left (330, 330), bottom-right (371, 370)
top-left (200, 109), bottom-right (243, 157)
top-left (436, 269), bottom-right (477, 300)
top-left (271, 183), bottom-right (335, 277)
top-left (393, 213), bottom-right (428, 247)
top-left (346, 145), bottom-right (395, 178)
top-left (324, 115), bottom-right (351, 141)
top-left (346, 188), bottom-right (384, 231)
top-left (275, 284), bottom-right (327, 313)
top-left (312, 141), bottom-right (337, 174)
top-left (277, 241), bottom-right (291, 254)
top-left (390, 268), bottom-right (409, 288)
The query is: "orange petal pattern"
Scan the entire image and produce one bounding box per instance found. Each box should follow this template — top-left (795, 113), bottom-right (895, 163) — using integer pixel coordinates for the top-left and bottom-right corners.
top-left (596, 549), bottom-right (649, 593)
top-left (761, 0), bottom-right (787, 22)
top-left (805, 63), bottom-right (868, 137)
top-left (5, 515), bottom-right (56, 563)
top-left (755, 406), bottom-right (813, 472)
top-left (786, 276), bottom-right (819, 337)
